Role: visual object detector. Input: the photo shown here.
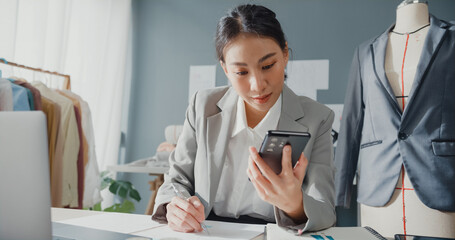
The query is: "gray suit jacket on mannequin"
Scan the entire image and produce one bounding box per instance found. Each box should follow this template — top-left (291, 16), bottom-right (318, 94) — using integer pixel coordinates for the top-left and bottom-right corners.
top-left (152, 85), bottom-right (336, 232)
top-left (335, 15), bottom-right (455, 211)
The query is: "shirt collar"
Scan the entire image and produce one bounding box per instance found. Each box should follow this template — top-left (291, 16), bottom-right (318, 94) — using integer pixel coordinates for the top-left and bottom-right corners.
top-left (231, 94), bottom-right (282, 138)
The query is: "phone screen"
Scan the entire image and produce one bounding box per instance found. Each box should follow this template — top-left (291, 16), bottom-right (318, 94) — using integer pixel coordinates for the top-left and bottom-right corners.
top-left (259, 130), bottom-right (310, 174)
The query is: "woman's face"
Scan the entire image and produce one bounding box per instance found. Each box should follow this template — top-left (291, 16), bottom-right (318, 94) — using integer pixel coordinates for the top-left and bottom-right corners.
top-left (221, 33), bottom-right (288, 115)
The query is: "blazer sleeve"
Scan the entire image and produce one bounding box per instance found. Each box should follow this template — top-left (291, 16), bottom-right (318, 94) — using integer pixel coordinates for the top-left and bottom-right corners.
top-left (334, 47), bottom-right (365, 208)
top-left (152, 92), bottom-right (199, 223)
top-left (275, 109), bottom-right (336, 232)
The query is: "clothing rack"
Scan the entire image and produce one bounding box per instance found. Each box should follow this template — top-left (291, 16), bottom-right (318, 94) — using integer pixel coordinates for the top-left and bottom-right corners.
top-left (0, 58), bottom-right (71, 90)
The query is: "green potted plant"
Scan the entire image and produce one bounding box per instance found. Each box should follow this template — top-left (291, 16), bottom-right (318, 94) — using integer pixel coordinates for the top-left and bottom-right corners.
top-left (90, 171), bottom-right (141, 213)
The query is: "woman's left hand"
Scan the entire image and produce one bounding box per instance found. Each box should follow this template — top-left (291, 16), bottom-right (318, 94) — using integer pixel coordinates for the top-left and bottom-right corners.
top-left (246, 145), bottom-right (309, 223)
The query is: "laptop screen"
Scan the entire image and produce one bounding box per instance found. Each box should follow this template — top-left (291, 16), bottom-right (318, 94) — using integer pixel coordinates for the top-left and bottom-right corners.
top-left (0, 111), bottom-right (52, 240)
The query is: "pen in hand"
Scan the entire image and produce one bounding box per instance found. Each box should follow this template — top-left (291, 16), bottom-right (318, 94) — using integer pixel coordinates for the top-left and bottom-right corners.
top-left (171, 183), bottom-right (209, 234)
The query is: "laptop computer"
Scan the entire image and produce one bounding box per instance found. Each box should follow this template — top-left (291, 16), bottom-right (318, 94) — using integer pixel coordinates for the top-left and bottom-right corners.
top-left (0, 111), bottom-right (149, 240)
top-left (0, 111), bottom-right (52, 240)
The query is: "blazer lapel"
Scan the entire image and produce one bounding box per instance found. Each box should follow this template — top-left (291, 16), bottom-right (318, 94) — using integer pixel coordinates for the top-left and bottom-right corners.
top-left (277, 85), bottom-right (309, 132)
top-left (402, 15), bottom-right (448, 119)
top-left (371, 25), bottom-right (402, 114)
top-left (205, 88), bottom-right (237, 208)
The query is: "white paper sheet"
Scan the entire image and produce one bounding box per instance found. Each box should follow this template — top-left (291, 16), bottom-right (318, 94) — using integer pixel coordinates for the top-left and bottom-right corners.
top-left (286, 60), bottom-right (329, 100)
top-left (189, 65), bottom-right (216, 102)
top-left (57, 212), bottom-right (160, 234)
top-left (326, 104), bottom-right (344, 133)
top-left (135, 220), bottom-right (265, 240)
top-left (326, 104), bottom-right (344, 147)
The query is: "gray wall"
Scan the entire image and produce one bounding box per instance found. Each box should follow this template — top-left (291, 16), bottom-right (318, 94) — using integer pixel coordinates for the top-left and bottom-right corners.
top-left (123, 0), bottom-right (455, 225)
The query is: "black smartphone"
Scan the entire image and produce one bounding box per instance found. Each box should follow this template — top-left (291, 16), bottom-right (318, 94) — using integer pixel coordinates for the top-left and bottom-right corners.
top-left (258, 130), bottom-right (311, 174)
top-left (395, 234), bottom-right (455, 240)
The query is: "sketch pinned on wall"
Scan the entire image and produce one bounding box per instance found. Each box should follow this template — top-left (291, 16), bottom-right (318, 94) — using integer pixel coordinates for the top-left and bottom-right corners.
top-left (286, 59), bottom-right (329, 100)
top-left (326, 104), bottom-right (344, 146)
top-left (286, 59), bottom-right (344, 146)
top-left (189, 65), bottom-right (216, 103)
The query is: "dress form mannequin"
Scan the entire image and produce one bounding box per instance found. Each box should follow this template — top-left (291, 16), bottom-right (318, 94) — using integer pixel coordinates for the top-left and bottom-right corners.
top-left (360, 2), bottom-right (455, 238)
top-left (385, 1), bottom-right (429, 111)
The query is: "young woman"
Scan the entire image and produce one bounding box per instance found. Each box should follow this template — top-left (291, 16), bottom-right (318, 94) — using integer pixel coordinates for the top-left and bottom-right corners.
top-left (152, 4), bottom-right (336, 233)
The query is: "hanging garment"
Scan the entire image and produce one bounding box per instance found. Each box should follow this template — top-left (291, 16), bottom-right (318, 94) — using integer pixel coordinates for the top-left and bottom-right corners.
top-left (335, 16), bottom-right (455, 238)
top-left (72, 104), bottom-right (84, 209)
top-left (22, 86), bottom-right (34, 110)
top-left (0, 78), bottom-right (14, 111)
top-left (41, 96), bottom-right (63, 207)
top-left (12, 78), bottom-right (43, 111)
top-left (335, 12), bottom-right (455, 213)
top-left (33, 82), bottom-right (80, 208)
top-left (59, 90), bottom-right (101, 208)
top-left (7, 79), bottom-right (31, 111)
top-left (57, 91), bottom-right (89, 167)
top-left (58, 90), bottom-right (85, 209)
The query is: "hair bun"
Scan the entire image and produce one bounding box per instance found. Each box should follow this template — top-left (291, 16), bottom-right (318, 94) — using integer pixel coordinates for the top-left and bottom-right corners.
top-left (215, 4), bottom-right (286, 62)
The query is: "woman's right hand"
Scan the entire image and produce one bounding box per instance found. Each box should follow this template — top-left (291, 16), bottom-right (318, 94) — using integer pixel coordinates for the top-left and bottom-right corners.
top-left (166, 196), bottom-right (205, 232)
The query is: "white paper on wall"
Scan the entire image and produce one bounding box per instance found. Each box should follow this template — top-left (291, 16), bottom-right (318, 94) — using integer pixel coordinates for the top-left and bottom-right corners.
top-left (284, 59), bottom-right (344, 146)
top-left (286, 59), bottom-right (329, 100)
top-left (326, 104), bottom-right (344, 147)
top-left (325, 104), bottom-right (344, 133)
top-left (189, 65), bottom-right (216, 103)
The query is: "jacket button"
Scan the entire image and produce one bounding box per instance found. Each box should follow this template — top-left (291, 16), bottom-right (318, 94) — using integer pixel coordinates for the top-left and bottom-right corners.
top-left (398, 132), bottom-right (408, 140)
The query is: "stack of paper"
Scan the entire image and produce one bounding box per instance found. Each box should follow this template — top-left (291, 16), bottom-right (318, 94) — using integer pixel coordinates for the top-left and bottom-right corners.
top-left (135, 220), bottom-right (265, 240)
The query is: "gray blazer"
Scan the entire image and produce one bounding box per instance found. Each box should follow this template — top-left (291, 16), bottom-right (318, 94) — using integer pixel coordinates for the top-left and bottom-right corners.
top-left (335, 15), bottom-right (455, 211)
top-left (152, 85), bottom-right (336, 232)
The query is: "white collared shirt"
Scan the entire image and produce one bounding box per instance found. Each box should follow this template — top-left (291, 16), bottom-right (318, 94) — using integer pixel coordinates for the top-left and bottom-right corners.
top-left (213, 94), bottom-right (282, 221)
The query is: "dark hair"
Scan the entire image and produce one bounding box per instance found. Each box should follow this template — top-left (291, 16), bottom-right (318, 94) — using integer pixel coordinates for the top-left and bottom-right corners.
top-left (215, 4), bottom-right (287, 62)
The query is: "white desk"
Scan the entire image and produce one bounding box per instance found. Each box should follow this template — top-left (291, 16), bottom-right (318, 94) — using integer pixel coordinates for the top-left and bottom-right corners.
top-left (51, 208), bottom-right (265, 240)
top-left (108, 164), bottom-right (169, 215)
top-left (52, 207), bottom-right (104, 221)
top-left (52, 208), bottom-right (387, 240)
